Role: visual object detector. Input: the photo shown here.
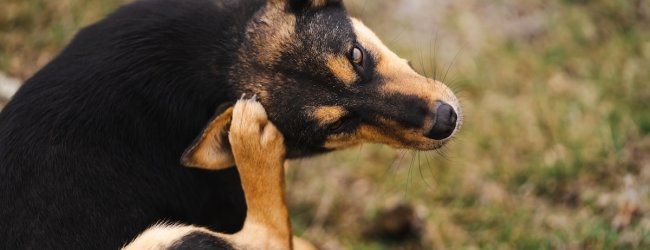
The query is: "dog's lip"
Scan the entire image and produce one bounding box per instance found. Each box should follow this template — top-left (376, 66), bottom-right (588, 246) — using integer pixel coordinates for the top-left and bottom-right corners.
top-left (419, 139), bottom-right (451, 151)
top-left (395, 136), bottom-right (452, 151)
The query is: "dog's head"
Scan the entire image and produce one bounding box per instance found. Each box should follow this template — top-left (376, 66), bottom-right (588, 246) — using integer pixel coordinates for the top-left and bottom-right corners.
top-left (183, 0), bottom-right (462, 169)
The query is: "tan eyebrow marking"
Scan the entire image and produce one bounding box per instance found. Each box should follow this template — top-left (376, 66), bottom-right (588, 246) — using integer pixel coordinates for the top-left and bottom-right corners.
top-left (310, 106), bottom-right (348, 126)
top-left (311, 0), bottom-right (340, 7)
top-left (312, 0), bottom-right (327, 7)
top-left (326, 54), bottom-right (358, 85)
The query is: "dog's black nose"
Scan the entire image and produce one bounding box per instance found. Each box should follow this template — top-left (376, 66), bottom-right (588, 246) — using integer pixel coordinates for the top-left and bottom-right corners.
top-left (426, 102), bottom-right (457, 140)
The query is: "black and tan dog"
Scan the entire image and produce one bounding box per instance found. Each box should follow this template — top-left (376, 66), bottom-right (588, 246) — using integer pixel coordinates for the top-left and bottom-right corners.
top-left (0, 0), bottom-right (462, 249)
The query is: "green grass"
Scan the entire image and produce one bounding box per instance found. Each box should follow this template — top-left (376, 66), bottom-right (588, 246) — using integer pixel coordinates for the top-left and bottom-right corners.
top-left (2, 0), bottom-right (650, 249)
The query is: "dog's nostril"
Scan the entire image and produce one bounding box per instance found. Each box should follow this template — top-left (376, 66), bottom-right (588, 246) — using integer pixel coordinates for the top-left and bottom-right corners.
top-left (426, 102), bottom-right (458, 140)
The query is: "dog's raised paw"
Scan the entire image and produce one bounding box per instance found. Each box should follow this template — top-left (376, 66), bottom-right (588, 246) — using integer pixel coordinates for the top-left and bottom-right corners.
top-left (229, 96), bottom-right (284, 165)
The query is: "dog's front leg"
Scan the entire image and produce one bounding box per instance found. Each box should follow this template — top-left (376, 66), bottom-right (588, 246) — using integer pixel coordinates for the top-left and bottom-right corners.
top-left (123, 98), bottom-right (295, 250)
top-left (227, 97), bottom-right (292, 250)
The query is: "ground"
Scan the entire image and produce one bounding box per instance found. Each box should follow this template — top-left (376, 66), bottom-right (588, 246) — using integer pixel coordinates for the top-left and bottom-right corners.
top-left (1, 0), bottom-right (649, 249)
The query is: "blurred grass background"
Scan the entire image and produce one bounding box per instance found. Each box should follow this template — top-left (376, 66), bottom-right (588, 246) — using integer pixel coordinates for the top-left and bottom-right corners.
top-left (1, 0), bottom-right (649, 249)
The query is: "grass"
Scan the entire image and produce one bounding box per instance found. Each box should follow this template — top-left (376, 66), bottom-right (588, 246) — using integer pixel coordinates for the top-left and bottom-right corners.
top-left (2, 0), bottom-right (649, 249)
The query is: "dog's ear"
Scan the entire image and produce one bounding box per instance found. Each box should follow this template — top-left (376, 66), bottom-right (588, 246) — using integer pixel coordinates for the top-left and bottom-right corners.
top-left (270, 0), bottom-right (342, 8)
top-left (181, 107), bottom-right (235, 170)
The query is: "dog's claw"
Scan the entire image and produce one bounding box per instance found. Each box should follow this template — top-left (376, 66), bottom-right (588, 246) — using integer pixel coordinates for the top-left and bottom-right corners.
top-left (252, 94), bottom-right (258, 102)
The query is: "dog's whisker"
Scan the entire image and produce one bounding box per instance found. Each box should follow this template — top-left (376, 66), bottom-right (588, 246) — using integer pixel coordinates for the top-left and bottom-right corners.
top-left (430, 36), bottom-right (437, 80)
top-left (418, 45), bottom-right (429, 79)
top-left (443, 48), bottom-right (461, 83)
top-left (383, 149), bottom-right (406, 181)
top-left (386, 29), bottom-right (405, 49)
top-left (404, 150), bottom-right (417, 197)
top-left (417, 152), bottom-right (435, 191)
top-left (423, 150), bottom-right (438, 183)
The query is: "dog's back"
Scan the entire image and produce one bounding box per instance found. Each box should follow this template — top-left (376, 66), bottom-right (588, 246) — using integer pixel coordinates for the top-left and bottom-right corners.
top-left (0, 0), bottom-right (264, 249)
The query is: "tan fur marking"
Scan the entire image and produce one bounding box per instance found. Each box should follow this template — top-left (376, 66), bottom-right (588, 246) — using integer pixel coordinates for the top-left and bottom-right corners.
top-left (311, 0), bottom-right (330, 8)
top-left (310, 106), bottom-right (348, 126)
top-left (324, 123), bottom-right (414, 150)
top-left (235, 2), bottom-right (297, 103)
top-left (326, 54), bottom-right (358, 85)
top-left (181, 107), bottom-right (235, 170)
top-left (245, 3), bottom-right (297, 67)
top-left (323, 116), bottom-right (451, 151)
top-left (293, 236), bottom-right (317, 250)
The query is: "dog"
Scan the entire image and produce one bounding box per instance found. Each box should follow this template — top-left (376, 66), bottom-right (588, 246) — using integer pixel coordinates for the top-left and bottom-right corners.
top-left (0, 0), bottom-right (462, 249)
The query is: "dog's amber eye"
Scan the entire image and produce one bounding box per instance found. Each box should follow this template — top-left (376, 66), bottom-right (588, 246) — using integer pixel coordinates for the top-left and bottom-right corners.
top-left (351, 46), bottom-right (363, 65)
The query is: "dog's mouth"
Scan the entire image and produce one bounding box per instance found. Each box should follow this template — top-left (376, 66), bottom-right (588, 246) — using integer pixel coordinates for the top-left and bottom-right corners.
top-left (320, 110), bottom-right (462, 153)
top-left (375, 102), bottom-right (463, 152)
top-left (425, 141), bottom-right (451, 151)
top-left (389, 130), bottom-right (459, 152)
